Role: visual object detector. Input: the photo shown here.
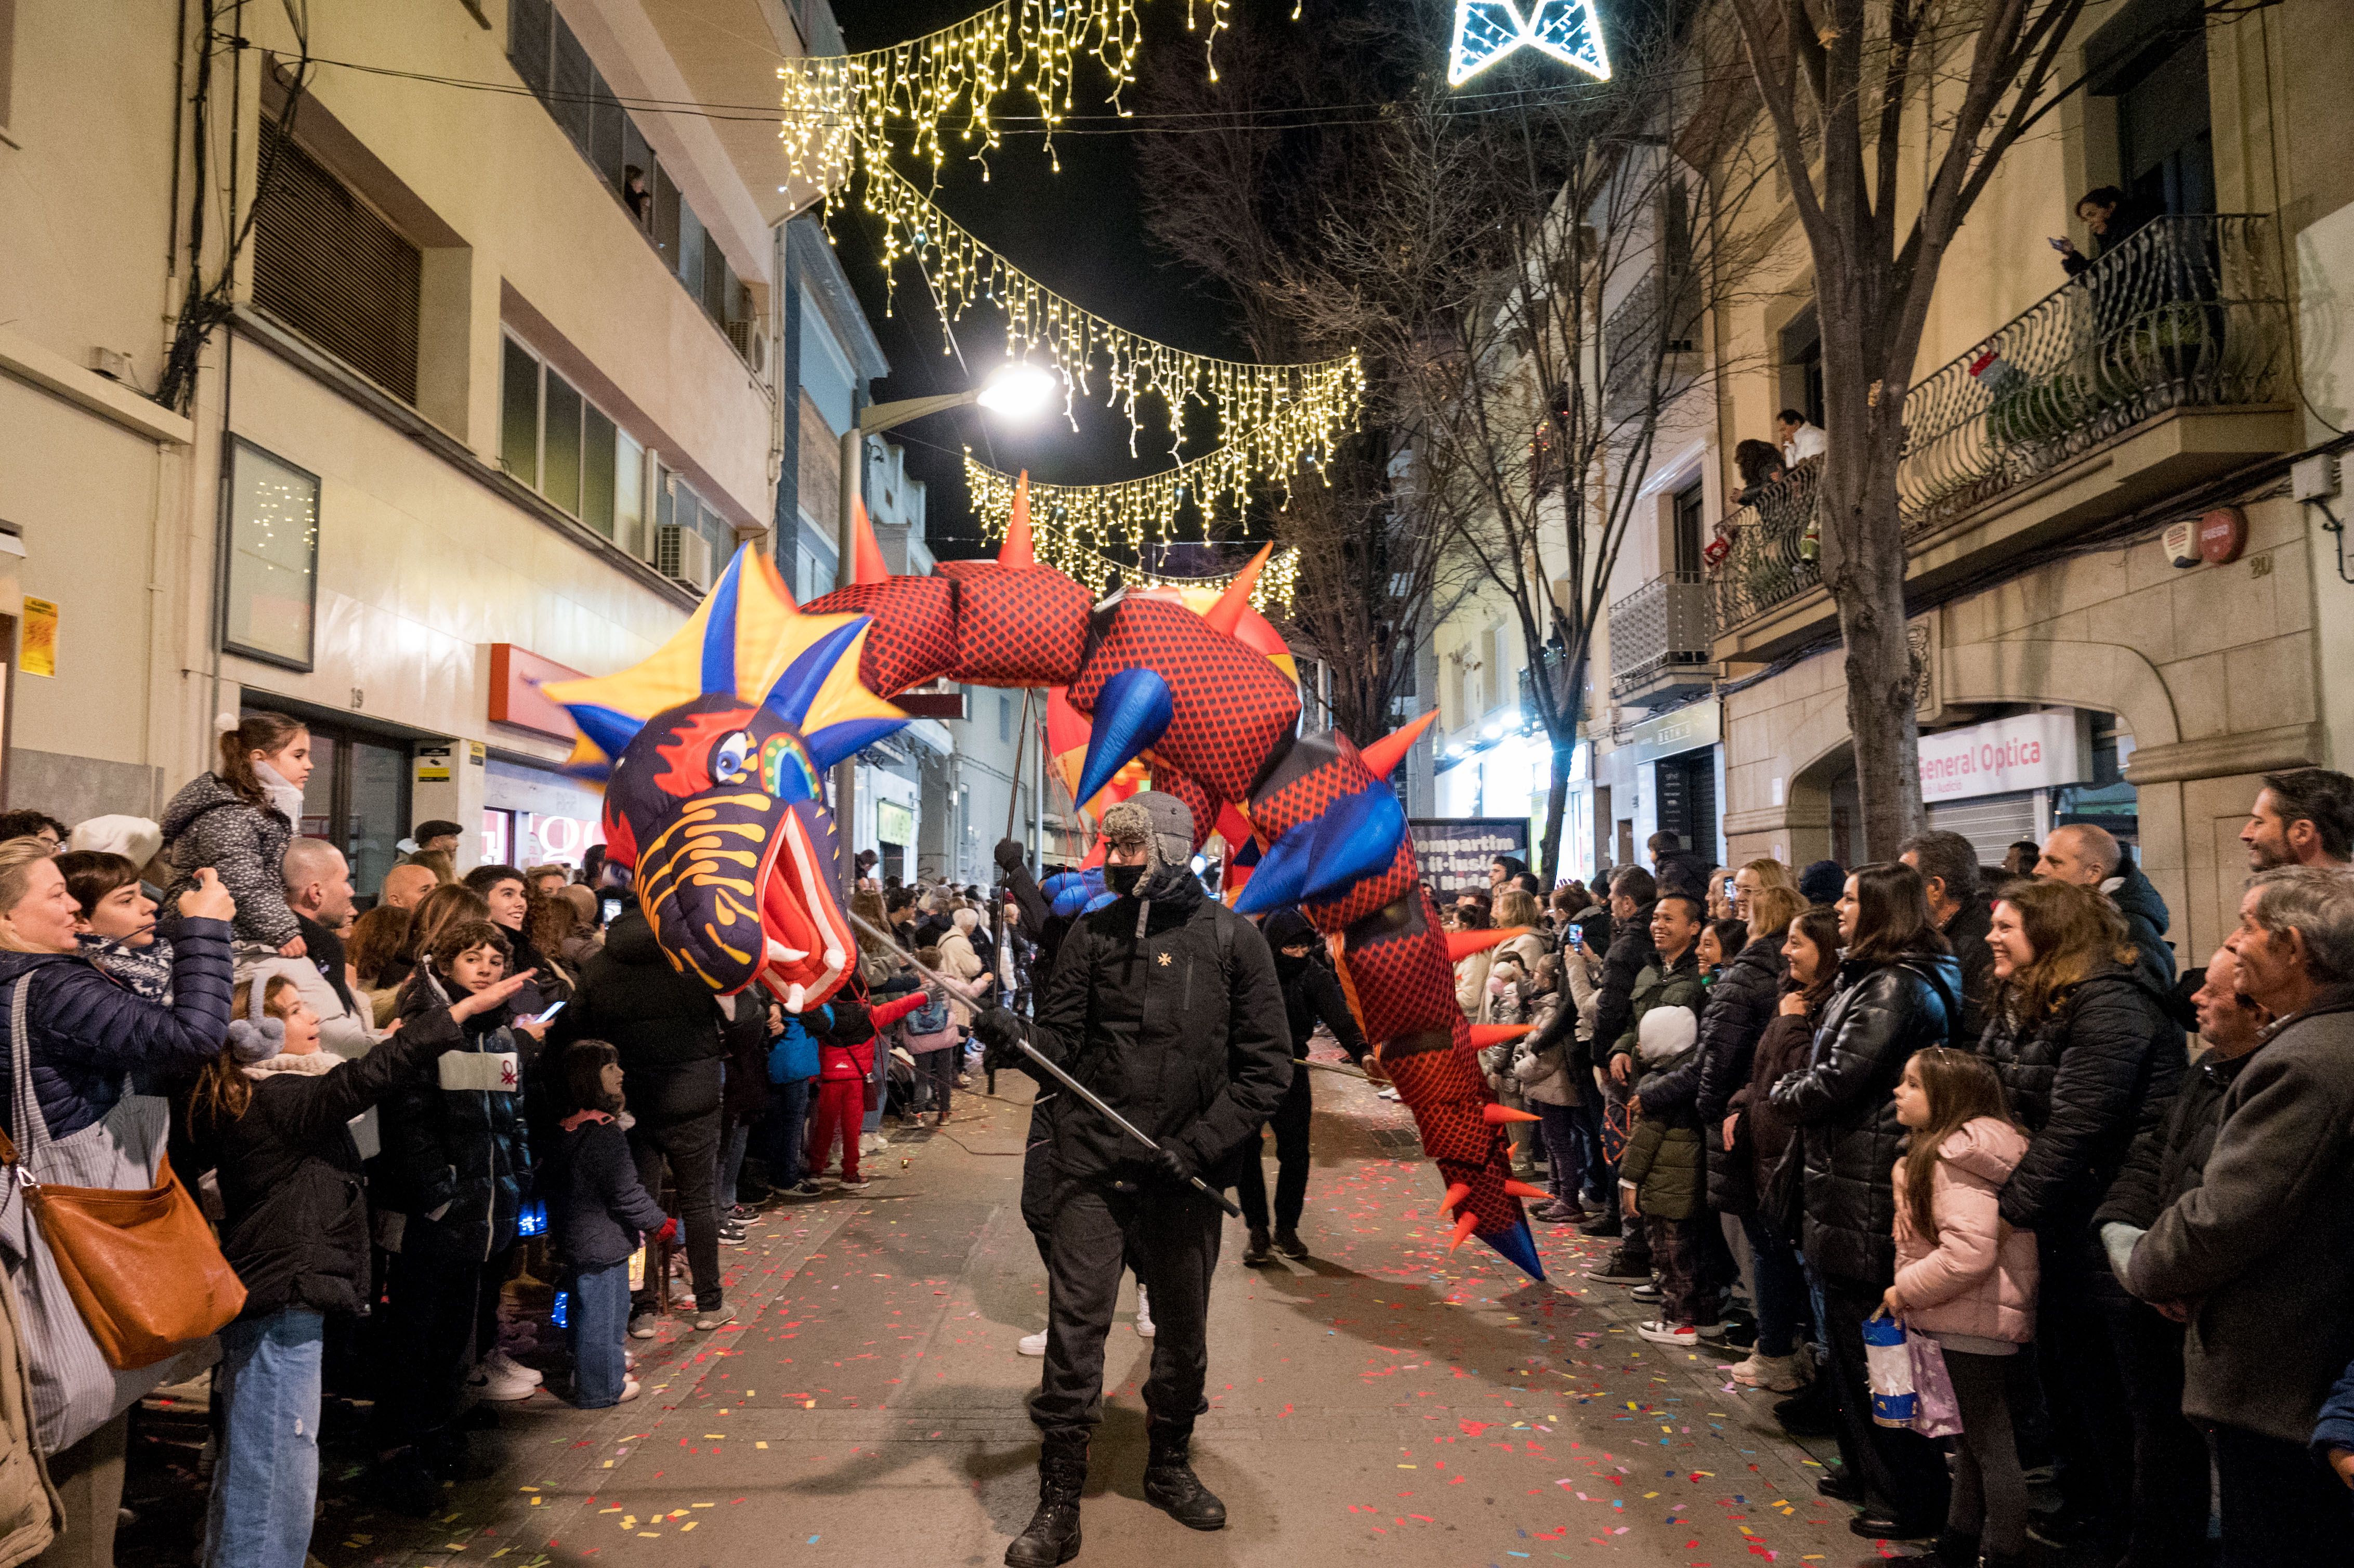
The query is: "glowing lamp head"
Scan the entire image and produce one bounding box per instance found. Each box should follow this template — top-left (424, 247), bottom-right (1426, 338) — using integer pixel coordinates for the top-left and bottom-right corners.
top-left (976, 361), bottom-right (1059, 421)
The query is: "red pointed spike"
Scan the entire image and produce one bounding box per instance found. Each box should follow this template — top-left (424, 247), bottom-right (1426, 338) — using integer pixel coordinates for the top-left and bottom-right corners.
top-left (1482, 1102), bottom-right (1541, 1126)
top-left (851, 495), bottom-right (891, 585)
top-left (1438, 1181), bottom-right (1471, 1216)
top-left (1357, 710), bottom-right (1440, 781)
top-left (1468, 1023), bottom-right (1535, 1050)
top-left (1445, 926), bottom-right (1519, 964)
top-left (998, 472), bottom-right (1037, 568)
top-left (1503, 1179), bottom-right (1551, 1201)
top-left (1201, 543), bottom-right (1274, 637)
top-left (1446, 1210), bottom-right (1480, 1251)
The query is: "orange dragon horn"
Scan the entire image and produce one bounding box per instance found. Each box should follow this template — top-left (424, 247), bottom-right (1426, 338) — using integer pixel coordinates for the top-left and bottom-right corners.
top-left (1482, 1103), bottom-right (1541, 1126)
top-left (1201, 543), bottom-right (1274, 638)
top-left (1503, 1179), bottom-right (1551, 1201)
top-left (1468, 1023), bottom-right (1535, 1050)
top-left (1445, 927), bottom-right (1519, 964)
top-left (1446, 1211), bottom-right (1480, 1251)
top-left (1439, 1181), bottom-right (1472, 1216)
top-left (998, 471), bottom-right (1037, 569)
top-left (1357, 710), bottom-right (1440, 781)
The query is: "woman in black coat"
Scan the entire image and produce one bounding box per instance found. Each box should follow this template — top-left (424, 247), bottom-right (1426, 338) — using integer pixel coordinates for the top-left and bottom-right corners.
top-left (1769, 863), bottom-right (1962, 1539)
top-left (1978, 876), bottom-right (2185, 1560)
top-left (191, 964), bottom-right (527, 1547)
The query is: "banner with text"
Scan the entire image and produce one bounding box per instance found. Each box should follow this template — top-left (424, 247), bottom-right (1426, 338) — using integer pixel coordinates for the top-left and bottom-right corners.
top-left (1410, 818), bottom-right (1533, 898)
top-left (1917, 711), bottom-right (2086, 804)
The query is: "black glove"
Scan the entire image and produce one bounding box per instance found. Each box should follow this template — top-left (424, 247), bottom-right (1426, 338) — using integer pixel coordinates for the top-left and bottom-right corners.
top-left (1151, 1137), bottom-right (1196, 1185)
top-left (994, 838), bottom-right (1028, 874)
top-left (974, 1007), bottom-right (1026, 1073)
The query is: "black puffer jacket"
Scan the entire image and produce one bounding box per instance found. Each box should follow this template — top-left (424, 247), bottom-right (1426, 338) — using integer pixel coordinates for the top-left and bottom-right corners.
top-left (565, 908), bottom-right (729, 1073)
top-left (1771, 951), bottom-right (1964, 1286)
top-left (1011, 869), bottom-right (1292, 1185)
top-left (381, 969), bottom-right (532, 1262)
top-left (2107, 857), bottom-right (2177, 988)
top-left (197, 1011), bottom-right (462, 1318)
top-left (1690, 932), bottom-right (1788, 1216)
top-left (1978, 960), bottom-right (2186, 1235)
top-left (1940, 898), bottom-right (1996, 1044)
top-left (1586, 903), bottom-right (1656, 1076)
top-left (2095, 1046), bottom-right (2256, 1232)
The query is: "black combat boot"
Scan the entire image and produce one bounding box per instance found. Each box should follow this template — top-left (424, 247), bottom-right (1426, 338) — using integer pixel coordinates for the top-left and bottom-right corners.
top-left (1142, 1420), bottom-right (1226, 1531)
top-left (1005, 1440), bottom-right (1087, 1567)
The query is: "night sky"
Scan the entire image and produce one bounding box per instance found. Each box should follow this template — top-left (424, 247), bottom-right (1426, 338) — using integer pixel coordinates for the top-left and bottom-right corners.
top-left (828, 1), bottom-right (1260, 557)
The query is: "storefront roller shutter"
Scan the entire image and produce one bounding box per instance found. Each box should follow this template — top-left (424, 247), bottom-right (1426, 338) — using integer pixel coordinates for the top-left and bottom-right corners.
top-left (1927, 789), bottom-right (2040, 869)
top-left (252, 139), bottom-right (422, 404)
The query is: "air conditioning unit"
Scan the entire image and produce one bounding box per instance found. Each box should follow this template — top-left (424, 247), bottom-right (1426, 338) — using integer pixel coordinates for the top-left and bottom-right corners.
top-left (726, 317), bottom-right (766, 372)
top-left (656, 523), bottom-right (715, 591)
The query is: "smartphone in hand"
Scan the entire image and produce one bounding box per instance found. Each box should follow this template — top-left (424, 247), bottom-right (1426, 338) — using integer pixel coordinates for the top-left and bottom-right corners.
top-left (532, 1000), bottom-right (568, 1026)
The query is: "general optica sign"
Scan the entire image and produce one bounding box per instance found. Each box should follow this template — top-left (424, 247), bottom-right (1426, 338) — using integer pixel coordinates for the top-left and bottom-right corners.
top-left (1917, 711), bottom-right (2086, 803)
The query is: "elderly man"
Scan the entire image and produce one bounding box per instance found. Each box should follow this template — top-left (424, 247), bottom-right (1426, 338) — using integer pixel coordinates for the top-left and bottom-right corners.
top-left (249, 837), bottom-right (380, 1061)
top-left (2037, 824), bottom-right (2175, 984)
top-left (410, 819), bottom-right (463, 858)
top-left (1899, 830), bottom-right (1993, 1039)
top-left (380, 862), bottom-right (436, 911)
top-left (2092, 947), bottom-right (2270, 1568)
top-left (2128, 868), bottom-right (2354, 1566)
top-left (2241, 767), bottom-right (2354, 872)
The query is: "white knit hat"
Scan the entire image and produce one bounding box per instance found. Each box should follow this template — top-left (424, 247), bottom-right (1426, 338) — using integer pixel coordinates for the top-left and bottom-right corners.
top-left (1636, 1004), bottom-right (1699, 1067)
top-left (70, 815), bottom-right (163, 867)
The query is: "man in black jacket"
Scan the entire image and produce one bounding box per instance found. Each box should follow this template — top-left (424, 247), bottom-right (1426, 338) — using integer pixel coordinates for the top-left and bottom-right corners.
top-left (976, 792), bottom-right (1291, 1566)
top-left (2092, 945), bottom-right (2269, 1568)
top-left (1900, 831), bottom-right (1994, 1041)
top-left (1578, 867), bottom-right (1658, 1277)
top-left (564, 905), bottom-right (756, 1331)
top-left (2037, 825), bottom-right (2176, 986)
top-left (1238, 907), bottom-right (1368, 1264)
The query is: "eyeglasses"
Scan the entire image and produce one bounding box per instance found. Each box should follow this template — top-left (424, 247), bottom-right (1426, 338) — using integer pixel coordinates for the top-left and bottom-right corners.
top-left (1096, 832), bottom-right (1149, 855)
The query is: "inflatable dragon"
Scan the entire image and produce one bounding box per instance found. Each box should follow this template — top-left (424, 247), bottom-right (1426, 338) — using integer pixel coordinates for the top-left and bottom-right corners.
top-left (543, 490), bottom-right (1545, 1279)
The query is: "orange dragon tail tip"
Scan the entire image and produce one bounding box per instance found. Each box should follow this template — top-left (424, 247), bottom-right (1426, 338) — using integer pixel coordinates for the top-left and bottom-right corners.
top-left (1467, 1023), bottom-right (1535, 1049)
top-left (1481, 1103), bottom-right (1541, 1126)
top-left (1443, 927), bottom-right (1519, 963)
top-left (1502, 1179), bottom-right (1550, 1201)
top-left (1438, 1181), bottom-right (1471, 1216)
top-left (1446, 1211), bottom-right (1480, 1252)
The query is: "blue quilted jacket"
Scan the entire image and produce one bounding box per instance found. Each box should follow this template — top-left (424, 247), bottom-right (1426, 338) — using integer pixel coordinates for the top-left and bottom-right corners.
top-left (0, 917), bottom-right (236, 1143)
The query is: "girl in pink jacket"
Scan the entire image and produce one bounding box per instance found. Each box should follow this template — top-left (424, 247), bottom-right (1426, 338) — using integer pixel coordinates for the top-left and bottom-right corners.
top-left (1885, 1047), bottom-right (2039, 1568)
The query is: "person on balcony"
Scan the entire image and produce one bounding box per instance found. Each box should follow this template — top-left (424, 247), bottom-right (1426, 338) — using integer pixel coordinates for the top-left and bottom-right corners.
top-left (1730, 439), bottom-right (1786, 506)
top-left (1775, 409), bottom-right (1827, 467)
top-left (2055, 186), bottom-right (2154, 278)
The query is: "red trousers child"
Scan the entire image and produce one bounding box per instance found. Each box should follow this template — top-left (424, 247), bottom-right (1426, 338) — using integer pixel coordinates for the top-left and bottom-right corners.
top-left (808, 1078), bottom-right (866, 1181)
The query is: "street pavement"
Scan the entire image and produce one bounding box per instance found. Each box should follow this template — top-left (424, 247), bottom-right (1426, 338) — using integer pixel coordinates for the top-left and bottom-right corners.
top-left (292, 1053), bottom-right (1892, 1568)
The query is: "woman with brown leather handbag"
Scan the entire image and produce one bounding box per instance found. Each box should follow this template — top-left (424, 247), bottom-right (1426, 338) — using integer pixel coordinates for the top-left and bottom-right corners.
top-left (0, 838), bottom-right (239, 1566)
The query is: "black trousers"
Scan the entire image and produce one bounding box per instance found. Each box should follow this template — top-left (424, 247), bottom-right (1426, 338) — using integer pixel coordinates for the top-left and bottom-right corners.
top-left (2102, 1297), bottom-right (2213, 1566)
top-left (1019, 1138), bottom-right (1058, 1272)
top-left (1819, 1275), bottom-right (1951, 1527)
top-left (1234, 1069), bottom-right (1311, 1232)
top-left (375, 1246), bottom-right (487, 1450)
top-left (629, 1106), bottom-right (723, 1310)
top-left (1030, 1174), bottom-right (1222, 1446)
top-left (2212, 1422), bottom-right (2354, 1568)
top-left (2034, 1235), bottom-right (2136, 1540)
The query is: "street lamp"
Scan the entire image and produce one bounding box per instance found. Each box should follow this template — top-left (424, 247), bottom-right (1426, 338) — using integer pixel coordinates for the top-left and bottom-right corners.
top-left (832, 361), bottom-right (1055, 893)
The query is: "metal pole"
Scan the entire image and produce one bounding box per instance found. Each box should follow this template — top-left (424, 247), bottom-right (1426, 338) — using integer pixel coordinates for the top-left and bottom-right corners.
top-left (848, 912), bottom-right (1244, 1219)
top-left (834, 423), bottom-right (861, 899)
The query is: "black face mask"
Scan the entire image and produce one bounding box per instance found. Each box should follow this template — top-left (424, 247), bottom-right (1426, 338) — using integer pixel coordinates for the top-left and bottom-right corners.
top-left (1106, 862), bottom-right (1145, 896)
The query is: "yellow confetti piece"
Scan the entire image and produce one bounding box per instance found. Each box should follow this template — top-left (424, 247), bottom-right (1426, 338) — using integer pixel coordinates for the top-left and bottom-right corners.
top-left (756, 1441), bottom-right (769, 1449)
top-left (681, 1522), bottom-right (698, 1532)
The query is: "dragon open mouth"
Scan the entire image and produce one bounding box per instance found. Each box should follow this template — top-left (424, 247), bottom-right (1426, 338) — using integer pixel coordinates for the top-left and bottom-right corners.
top-left (751, 799), bottom-right (854, 1013)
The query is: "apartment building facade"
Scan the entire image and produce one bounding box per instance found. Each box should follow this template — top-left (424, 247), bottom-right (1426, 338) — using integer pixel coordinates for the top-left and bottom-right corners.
top-left (0, 0), bottom-right (866, 894)
top-left (1417, 0), bottom-right (2351, 971)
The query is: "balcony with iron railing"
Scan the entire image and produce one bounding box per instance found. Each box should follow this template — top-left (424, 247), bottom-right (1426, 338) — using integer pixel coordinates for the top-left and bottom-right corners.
top-left (1712, 214), bottom-right (2296, 656)
top-left (1611, 571), bottom-right (1717, 702)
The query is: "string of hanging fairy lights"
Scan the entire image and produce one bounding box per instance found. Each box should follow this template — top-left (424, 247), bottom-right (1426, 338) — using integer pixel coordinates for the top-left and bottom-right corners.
top-left (779, 1), bottom-right (1230, 184)
top-left (849, 153), bottom-right (1363, 463)
top-left (961, 455), bottom-right (1300, 611)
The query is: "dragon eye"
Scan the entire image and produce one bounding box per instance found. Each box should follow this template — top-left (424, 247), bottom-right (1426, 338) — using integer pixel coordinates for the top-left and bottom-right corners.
top-left (711, 730), bottom-right (754, 785)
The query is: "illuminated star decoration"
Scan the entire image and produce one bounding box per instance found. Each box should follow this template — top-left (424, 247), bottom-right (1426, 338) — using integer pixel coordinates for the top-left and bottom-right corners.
top-left (1447, 0), bottom-right (1611, 85)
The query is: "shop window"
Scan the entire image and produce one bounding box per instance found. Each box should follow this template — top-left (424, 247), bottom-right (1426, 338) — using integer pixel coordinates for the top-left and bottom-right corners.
top-left (221, 439), bottom-right (321, 671)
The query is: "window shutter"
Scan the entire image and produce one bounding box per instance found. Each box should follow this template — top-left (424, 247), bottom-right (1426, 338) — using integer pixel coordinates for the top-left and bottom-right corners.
top-left (252, 139), bottom-right (421, 403)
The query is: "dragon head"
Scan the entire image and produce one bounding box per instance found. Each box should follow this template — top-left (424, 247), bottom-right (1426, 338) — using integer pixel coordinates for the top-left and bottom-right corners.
top-left (542, 547), bottom-right (905, 1011)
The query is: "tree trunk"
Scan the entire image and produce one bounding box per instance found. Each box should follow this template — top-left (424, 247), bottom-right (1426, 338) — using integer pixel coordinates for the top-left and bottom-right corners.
top-left (1819, 395), bottom-right (1925, 859)
top-left (1539, 746), bottom-right (1571, 885)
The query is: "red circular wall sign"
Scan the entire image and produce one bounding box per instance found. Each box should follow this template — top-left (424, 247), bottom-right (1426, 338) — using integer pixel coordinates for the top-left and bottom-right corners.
top-left (2196, 507), bottom-right (2248, 564)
